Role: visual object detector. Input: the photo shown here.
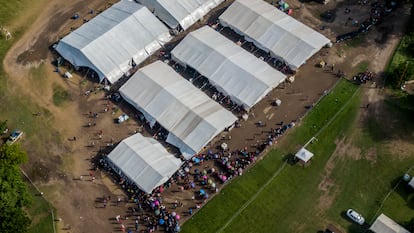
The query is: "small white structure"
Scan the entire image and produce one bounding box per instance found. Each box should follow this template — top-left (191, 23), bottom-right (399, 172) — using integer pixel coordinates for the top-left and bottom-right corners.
top-left (5, 31), bottom-right (11, 40)
top-left (107, 133), bottom-right (182, 194)
top-left (63, 72), bottom-right (73, 79)
top-left (295, 147), bottom-right (314, 164)
top-left (370, 214), bottom-right (410, 233)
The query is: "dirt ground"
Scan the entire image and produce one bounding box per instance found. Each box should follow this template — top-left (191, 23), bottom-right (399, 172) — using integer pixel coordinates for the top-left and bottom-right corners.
top-left (2, 0), bottom-right (411, 233)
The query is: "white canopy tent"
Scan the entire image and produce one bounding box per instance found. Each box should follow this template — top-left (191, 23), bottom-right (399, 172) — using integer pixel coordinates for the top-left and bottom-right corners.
top-left (219, 0), bottom-right (331, 70)
top-left (119, 61), bottom-right (237, 159)
top-left (107, 133), bottom-right (182, 194)
top-left (55, 0), bottom-right (172, 83)
top-left (171, 26), bottom-right (286, 110)
top-left (137, 0), bottom-right (224, 30)
top-left (295, 147), bottom-right (314, 163)
top-left (370, 214), bottom-right (410, 233)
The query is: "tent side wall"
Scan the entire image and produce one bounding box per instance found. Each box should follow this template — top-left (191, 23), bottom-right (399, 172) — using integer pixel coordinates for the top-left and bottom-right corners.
top-left (137, 0), bottom-right (180, 29)
top-left (55, 41), bottom-right (106, 82)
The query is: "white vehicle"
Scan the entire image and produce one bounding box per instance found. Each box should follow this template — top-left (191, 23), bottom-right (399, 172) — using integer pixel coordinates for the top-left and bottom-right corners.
top-left (346, 209), bottom-right (365, 225)
top-left (117, 114), bottom-right (129, 124)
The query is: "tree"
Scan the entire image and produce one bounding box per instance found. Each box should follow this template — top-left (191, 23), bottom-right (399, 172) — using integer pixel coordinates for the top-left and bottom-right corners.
top-left (0, 120), bottom-right (7, 133)
top-left (0, 143), bottom-right (32, 233)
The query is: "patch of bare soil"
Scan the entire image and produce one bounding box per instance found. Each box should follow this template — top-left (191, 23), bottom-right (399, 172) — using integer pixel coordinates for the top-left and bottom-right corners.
top-left (334, 137), bottom-right (362, 160)
top-left (365, 147), bottom-right (377, 163)
top-left (384, 140), bottom-right (414, 159)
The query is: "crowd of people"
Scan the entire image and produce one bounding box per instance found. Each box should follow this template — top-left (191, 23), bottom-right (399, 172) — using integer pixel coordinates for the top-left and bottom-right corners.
top-left (336, 0), bottom-right (397, 43)
top-left (353, 71), bottom-right (375, 84)
top-left (92, 109), bottom-right (300, 232)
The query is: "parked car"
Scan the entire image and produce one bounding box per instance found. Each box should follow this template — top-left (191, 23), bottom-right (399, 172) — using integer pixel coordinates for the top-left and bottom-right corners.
top-left (6, 130), bottom-right (23, 145)
top-left (346, 209), bottom-right (365, 225)
top-left (117, 114), bottom-right (129, 124)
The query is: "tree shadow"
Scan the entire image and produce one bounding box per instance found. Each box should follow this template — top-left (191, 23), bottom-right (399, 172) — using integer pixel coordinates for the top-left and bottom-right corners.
top-left (283, 153), bottom-right (298, 166)
top-left (392, 176), bottom-right (414, 209)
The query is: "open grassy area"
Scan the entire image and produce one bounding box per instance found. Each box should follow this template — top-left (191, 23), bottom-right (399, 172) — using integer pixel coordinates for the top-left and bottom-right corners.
top-left (356, 60), bottom-right (370, 73)
top-left (0, 0), bottom-right (64, 161)
top-left (182, 79), bottom-right (360, 232)
top-left (0, 0), bottom-right (57, 232)
top-left (52, 83), bottom-right (71, 106)
top-left (182, 78), bottom-right (414, 233)
top-left (26, 185), bottom-right (55, 233)
top-left (385, 31), bottom-right (414, 86)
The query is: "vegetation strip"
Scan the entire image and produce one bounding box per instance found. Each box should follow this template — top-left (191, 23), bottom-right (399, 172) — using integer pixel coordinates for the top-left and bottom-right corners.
top-left (182, 79), bottom-right (360, 232)
top-left (217, 161), bottom-right (288, 233)
top-left (217, 82), bottom-right (360, 233)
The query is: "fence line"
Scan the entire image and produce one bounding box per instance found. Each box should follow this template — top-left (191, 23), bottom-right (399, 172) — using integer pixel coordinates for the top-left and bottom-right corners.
top-left (217, 78), bottom-right (361, 232)
top-left (20, 167), bottom-right (57, 233)
top-left (368, 166), bottom-right (414, 226)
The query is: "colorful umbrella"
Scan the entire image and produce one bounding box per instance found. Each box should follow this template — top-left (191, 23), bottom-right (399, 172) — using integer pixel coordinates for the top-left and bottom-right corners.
top-left (159, 219), bottom-right (165, 225)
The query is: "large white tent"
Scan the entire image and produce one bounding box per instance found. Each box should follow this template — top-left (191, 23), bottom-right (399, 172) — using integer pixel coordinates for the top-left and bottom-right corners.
top-left (219, 0), bottom-right (330, 70)
top-left (171, 26), bottom-right (286, 110)
top-left (107, 133), bottom-right (182, 194)
top-left (119, 61), bottom-right (237, 159)
top-left (137, 0), bottom-right (224, 30)
top-left (55, 0), bottom-right (172, 83)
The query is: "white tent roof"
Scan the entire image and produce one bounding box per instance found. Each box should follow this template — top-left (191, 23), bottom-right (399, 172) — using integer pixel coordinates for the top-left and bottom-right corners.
top-left (295, 147), bottom-right (314, 163)
top-left (137, 0), bottom-right (224, 30)
top-left (171, 26), bottom-right (286, 110)
top-left (370, 214), bottom-right (410, 233)
top-left (107, 133), bottom-right (182, 194)
top-left (219, 0), bottom-right (330, 70)
top-left (119, 61), bottom-right (237, 159)
top-left (55, 0), bottom-right (172, 83)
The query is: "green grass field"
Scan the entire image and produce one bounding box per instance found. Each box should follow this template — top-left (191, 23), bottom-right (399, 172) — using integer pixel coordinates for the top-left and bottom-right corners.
top-left (1, 1), bottom-right (57, 232)
top-left (0, 0), bottom-right (62, 164)
top-left (26, 185), bottom-right (55, 233)
top-left (182, 79), bottom-right (414, 233)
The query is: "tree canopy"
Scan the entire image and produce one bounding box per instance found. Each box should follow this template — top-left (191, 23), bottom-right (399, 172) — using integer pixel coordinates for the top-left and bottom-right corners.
top-left (0, 143), bottom-right (32, 233)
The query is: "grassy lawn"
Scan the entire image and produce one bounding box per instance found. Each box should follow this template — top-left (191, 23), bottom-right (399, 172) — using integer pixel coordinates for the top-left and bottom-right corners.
top-left (26, 185), bottom-right (55, 233)
top-left (386, 32), bottom-right (414, 86)
top-left (356, 60), bottom-right (370, 73)
top-left (52, 83), bottom-right (71, 106)
top-left (182, 79), bottom-right (360, 232)
top-left (182, 78), bottom-right (414, 233)
top-left (0, 0), bottom-right (57, 232)
top-left (0, 0), bottom-right (59, 147)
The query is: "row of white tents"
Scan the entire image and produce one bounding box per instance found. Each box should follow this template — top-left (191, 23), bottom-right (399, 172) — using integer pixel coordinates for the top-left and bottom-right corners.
top-left (119, 61), bottom-right (238, 160)
top-left (56, 0), bottom-right (330, 194)
top-left (55, 0), bottom-right (329, 84)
